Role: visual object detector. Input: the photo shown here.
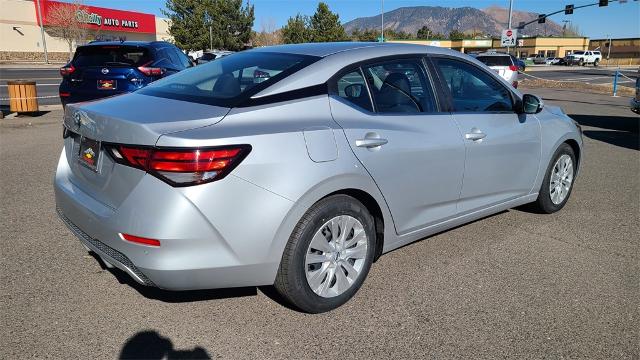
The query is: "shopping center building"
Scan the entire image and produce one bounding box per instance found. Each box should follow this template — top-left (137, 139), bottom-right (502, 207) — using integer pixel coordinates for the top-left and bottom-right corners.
top-left (0, 0), bottom-right (172, 62)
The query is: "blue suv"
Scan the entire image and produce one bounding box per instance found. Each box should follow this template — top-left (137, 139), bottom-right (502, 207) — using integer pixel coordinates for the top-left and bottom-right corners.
top-left (59, 41), bottom-right (193, 106)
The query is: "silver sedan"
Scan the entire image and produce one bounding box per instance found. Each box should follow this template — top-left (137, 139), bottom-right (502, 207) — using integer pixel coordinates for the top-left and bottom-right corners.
top-left (55, 42), bottom-right (583, 313)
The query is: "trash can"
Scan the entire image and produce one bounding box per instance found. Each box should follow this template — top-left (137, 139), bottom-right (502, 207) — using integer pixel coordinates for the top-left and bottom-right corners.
top-left (7, 80), bottom-right (39, 113)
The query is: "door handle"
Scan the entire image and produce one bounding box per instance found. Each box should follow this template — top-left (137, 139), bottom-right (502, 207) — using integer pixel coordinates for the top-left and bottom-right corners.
top-left (465, 128), bottom-right (486, 141)
top-left (355, 138), bottom-right (388, 148)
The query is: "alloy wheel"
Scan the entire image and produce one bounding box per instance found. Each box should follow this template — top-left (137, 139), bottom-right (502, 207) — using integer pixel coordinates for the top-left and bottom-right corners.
top-left (549, 154), bottom-right (574, 205)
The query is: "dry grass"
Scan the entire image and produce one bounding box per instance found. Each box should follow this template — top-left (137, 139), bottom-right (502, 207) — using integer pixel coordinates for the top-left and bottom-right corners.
top-left (520, 78), bottom-right (634, 97)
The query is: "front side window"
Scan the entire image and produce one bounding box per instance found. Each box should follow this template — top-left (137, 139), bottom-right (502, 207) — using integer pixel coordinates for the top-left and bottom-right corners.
top-left (335, 70), bottom-right (373, 112)
top-left (434, 58), bottom-right (514, 112)
top-left (362, 59), bottom-right (437, 113)
top-left (138, 52), bottom-right (318, 106)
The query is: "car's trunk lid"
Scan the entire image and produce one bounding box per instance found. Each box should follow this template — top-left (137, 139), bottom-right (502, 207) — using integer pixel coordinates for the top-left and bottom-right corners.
top-left (63, 93), bottom-right (229, 208)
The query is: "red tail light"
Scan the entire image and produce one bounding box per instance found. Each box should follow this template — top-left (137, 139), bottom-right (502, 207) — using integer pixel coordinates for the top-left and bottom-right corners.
top-left (60, 64), bottom-right (75, 76)
top-left (138, 61), bottom-right (165, 76)
top-left (107, 145), bottom-right (251, 186)
top-left (59, 92), bottom-right (71, 97)
top-left (509, 65), bottom-right (519, 72)
top-left (120, 233), bottom-right (161, 247)
top-left (512, 81), bottom-right (518, 88)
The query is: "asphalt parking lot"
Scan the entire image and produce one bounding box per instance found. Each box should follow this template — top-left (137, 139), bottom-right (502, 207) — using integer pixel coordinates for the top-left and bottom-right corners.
top-left (1, 88), bottom-right (638, 358)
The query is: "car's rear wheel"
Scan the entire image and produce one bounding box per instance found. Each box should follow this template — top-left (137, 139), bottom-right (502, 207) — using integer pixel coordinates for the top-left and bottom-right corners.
top-left (579, 59), bottom-right (585, 66)
top-left (274, 195), bottom-right (376, 313)
top-left (530, 143), bottom-right (576, 213)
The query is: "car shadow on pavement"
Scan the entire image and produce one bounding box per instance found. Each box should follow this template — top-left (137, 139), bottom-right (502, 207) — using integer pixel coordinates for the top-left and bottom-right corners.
top-left (569, 114), bottom-right (639, 133)
top-left (569, 114), bottom-right (639, 151)
top-left (120, 330), bottom-right (211, 359)
top-left (89, 252), bottom-right (258, 303)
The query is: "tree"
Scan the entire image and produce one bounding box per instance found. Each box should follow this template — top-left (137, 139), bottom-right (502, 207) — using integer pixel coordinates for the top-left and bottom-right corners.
top-left (163, 0), bottom-right (254, 51)
top-left (416, 26), bottom-right (432, 39)
top-left (448, 29), bottom-right (466, 40)
top-left (281, 14), bottom-right (311, 44)
top-left (252, 18), bottom-right (282, 47)
top-left (309, 2), bottom-right (346, 42)
top-left (46, 1), bottom-right (93, 60)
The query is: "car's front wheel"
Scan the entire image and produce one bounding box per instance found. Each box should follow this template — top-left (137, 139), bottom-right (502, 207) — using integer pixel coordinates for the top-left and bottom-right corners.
top-left (530, 143), bottom-right (577, 213)
top-left (594, 59), bottom-right (600, 67)
top-left (274, 195), bottom-right (376, 313)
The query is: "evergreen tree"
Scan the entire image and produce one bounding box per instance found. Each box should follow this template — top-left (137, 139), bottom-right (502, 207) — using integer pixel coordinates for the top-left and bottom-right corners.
top-left (281, 14), bottom-right (311, 44)
top-left (163, 0), bottom-right (254, 51)
top-left (309, 2), bottom-right (347, 42)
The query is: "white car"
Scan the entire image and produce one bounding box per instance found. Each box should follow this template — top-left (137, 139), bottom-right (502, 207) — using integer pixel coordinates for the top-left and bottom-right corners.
top-left (476, 52), bottom-right (519, 88)
top-left (546, 57), bottom-right (562, 65)
top-left (565, 51), bottom-right (602, 66)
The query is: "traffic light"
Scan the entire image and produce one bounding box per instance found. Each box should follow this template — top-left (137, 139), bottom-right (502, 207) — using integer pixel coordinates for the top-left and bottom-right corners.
top-left (565, 4), bottom-right (574, 14)
top-left (599, 0), bottom-right (608, 6)
top-left (538, 14), bottom-right (546, 23)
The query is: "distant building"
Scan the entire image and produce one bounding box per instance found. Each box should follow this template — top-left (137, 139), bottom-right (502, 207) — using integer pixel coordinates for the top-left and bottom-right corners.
top-left (589, 37), bottom-right (640, 65)
top-left (0, 0), bottom-right (173, 62)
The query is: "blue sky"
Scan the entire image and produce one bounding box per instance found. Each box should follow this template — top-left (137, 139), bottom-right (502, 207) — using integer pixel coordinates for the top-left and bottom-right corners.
top-left (81, 0), bottom-right (640, 39)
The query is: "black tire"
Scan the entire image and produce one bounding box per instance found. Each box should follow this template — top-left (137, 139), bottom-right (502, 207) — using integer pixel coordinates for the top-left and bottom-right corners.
top-left (274, 194), bottom-right (376, 313)
top-left (594, 59), bottom-right (599, 67)
top-left (530, 143), bottom-right (577, 214)
top-left (579, 59), bottom-right (585, 66)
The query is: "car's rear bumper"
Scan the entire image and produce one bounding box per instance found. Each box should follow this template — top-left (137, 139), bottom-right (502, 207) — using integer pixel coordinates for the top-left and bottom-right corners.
top-left (54, 149), bottom-right (294, 290)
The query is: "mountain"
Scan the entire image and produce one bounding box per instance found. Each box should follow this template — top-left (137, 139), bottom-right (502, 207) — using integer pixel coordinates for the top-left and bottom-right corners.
top-left (343, 6), bottom-right (565, 37)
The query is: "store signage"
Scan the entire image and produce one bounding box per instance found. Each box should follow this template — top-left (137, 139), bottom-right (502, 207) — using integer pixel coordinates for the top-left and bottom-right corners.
top-left (36, 0), bottom-right (156, 34)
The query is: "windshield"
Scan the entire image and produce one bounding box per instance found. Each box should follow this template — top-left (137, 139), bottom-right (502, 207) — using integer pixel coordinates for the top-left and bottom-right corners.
top-left (138, 51), bottom-right (319, 107)
top-left (476, 56), bottom-right (512, 67)
top-left (73, 45), bottom-right (151, 67)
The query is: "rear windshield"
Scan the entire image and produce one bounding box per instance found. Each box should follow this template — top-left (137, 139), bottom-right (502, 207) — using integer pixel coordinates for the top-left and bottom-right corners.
top-left (476, 56), bottom-right (512, 67)
top-left (138, 51), bottom-right (319, 107)
top-left (73, 45), bottom-right (151, 67)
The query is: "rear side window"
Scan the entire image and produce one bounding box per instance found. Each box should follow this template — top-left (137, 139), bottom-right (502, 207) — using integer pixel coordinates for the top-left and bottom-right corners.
top-left (138, 52), bottom-right (319, 107)
top-left (362, 59), bottom-right (437, 113)
top-left (434, 58), bottom-right (513, 113)
top-left (476, 56), bottom-right (512, 67)
top-left (73, 46), bottom-right (151, 67)
top-left (335, 70), bottom-right (373, 112)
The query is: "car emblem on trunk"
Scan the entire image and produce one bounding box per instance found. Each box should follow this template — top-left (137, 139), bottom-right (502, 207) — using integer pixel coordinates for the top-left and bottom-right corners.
top-left (101, 68), bottom-right (109, 74)
top-left (74, 112), bottom-right (82, 128)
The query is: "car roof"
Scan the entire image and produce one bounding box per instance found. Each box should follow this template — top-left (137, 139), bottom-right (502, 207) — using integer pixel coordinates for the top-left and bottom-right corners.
top-left (82, 41), bottom-right (171, 48)
top-left (476, 52), bottom-right (510, 57)
top-left (249, 42), bottom-right (460, 58)
top-left (250, 42), bottom-right (489, 98)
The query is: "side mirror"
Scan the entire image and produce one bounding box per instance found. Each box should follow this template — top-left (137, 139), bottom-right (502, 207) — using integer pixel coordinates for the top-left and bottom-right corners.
top-left (344, 83), bottom-right (364, 98)
top-left (522, 94), bottom-right (544, 114)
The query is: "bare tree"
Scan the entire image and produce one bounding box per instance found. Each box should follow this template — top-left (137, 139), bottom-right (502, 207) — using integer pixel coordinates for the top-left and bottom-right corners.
top-left (46, 2), bottom-right (93, 60)
top-left (252, 18), bottom-right (282, 47)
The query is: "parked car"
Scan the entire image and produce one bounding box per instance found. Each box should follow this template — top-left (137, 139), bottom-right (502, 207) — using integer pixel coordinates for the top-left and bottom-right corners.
top-left (546, 57), bottom-right (562, 65)
top-left (476, 52), bottom-right (519, 87)
top-left (196, 50), bottom-right (234, 65)
top-left (533, 54), bottom-right (547, 64)
top-left (510, 54), bottom-right (526, 71)
top-left (59, 41), bottom-right (193, 107)
top-left (55, 43), bottom-right (582, 313)
top-left (631, 73), bottom-right (640, 114)
top-left (565, 50), bottom-right (602, 66)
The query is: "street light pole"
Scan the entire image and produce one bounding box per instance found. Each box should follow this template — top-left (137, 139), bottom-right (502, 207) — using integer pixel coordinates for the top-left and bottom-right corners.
top-left (507, 0), bottom-right (514, 53)
top-left (606, 34), bottom-right (612, 60)
top-left (209, 25), bottom-right (213, 51)
top-left (381, 0), bottom-right (384, 42)
top-left (35, 0), bottom-right (49, 64)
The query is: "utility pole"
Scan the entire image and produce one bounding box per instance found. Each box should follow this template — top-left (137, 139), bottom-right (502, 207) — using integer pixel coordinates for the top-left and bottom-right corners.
top-left (606, 34), bottom-right (612, 59)
top-left (209, 25), bottom-right (213, 51)
top-left (381, 0), bottom-right (384, 42)
top-left (507, 0), bottom-right (514, 53)
top-left (35, 0), bottom-right (49, 64)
